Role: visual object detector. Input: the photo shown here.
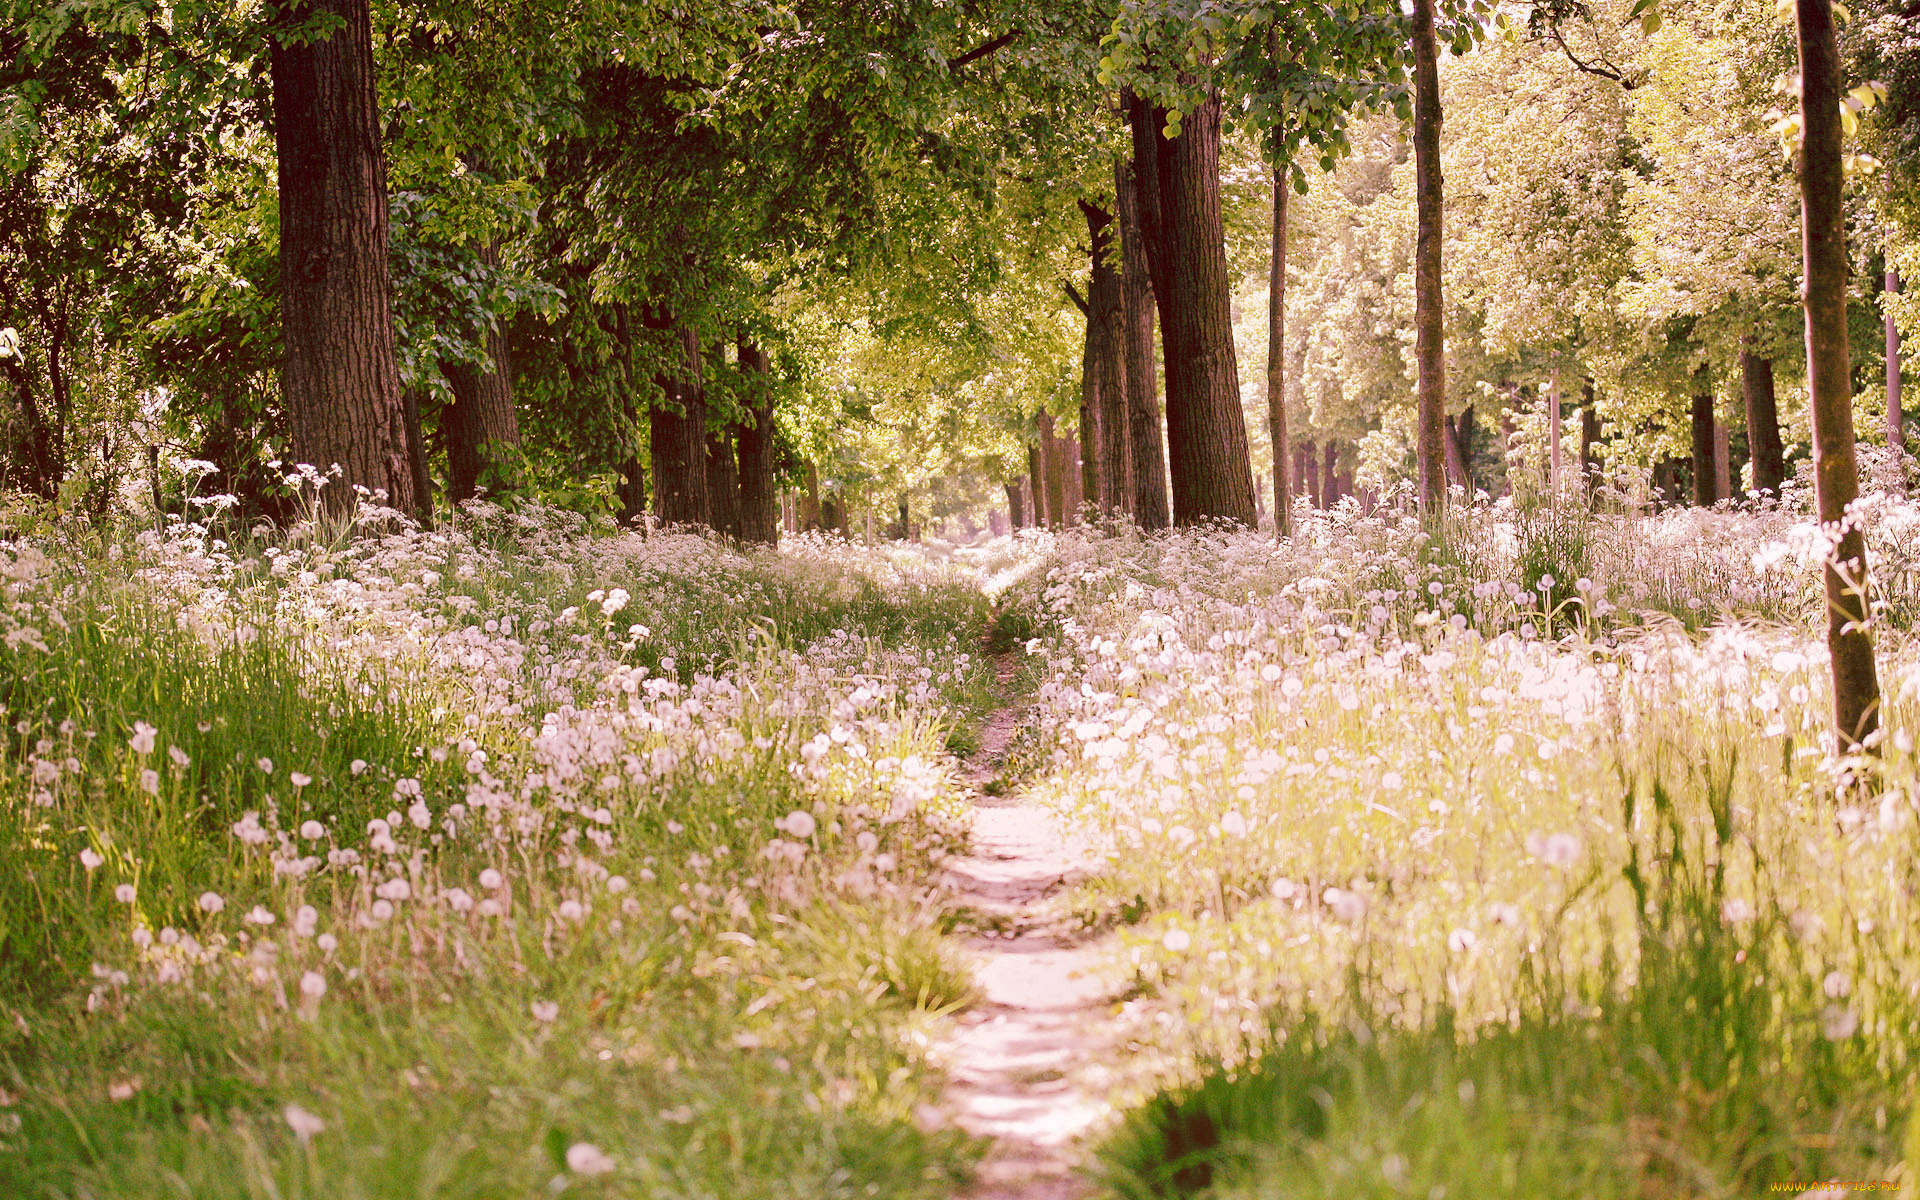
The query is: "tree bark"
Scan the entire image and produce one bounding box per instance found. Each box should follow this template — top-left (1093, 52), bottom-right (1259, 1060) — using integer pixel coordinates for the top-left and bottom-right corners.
top-left (1083, 197), bottom-right (1133, 518)
top-left (1063, 434), bottom-right (1085, 520)
top-left (1547, 370), bottom-right (1563, 498)
top-left (1038, 412), bottom-right (1067, 528)
top-left (1888, 268), bottom-right (1905, 456)
top-left (1116, 138), bottom-right (1172, 531)
top-left (1691, 366), bottom-right (1717, 506)
top-left (1134, 90), bottom-right (1257, 526)
top-left (734, 340), bottom-right (779, 545)
top-left (268, 0), bottom-right (421, 517)
top-left (648, 322), bottom-right (710, 529)
top-left (705, 424), bottom-right (742, 539)
top-left (0, 347), bottom-right (59, 500)
top-left (1302, 438), bottom-right (1321, 508)
top-left (1006, 481), bottom-right (1026, 528)
top-left (443, 241), bottom-right (521, 505)
top-left (1268, 170), bottom-right (1292, 537)
top-left (1444, 413), bottom-right (1469, 492)
top-left (1797, 0), bottom-right (1881, 750)
top-left (1410, 0), bottom-right (1447, 514)
top-left (1323, 441), bottom-right (1340, 505)
top-left (1741, 349), bottom-right (1786, 498)
top-left (799, 460), bottom-right (822, 531)
top-left (1580, 383), bottom-right (1602, 499)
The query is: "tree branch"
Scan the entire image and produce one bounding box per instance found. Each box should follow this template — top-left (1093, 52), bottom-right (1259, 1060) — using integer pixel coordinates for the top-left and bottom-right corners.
top-left (1546, 24), bottom-right (1636, 89)
top-left (1063, 280), bottom-right (1089, 316)
top-left (951, 29), bottom-right (1019, 71)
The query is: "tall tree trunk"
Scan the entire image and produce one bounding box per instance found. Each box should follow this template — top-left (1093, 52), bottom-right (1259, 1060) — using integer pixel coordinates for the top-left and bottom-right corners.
top-left (799, 460), bottom-right (822, 531)
top-left (1006, 481), bottom-right (1026, 528)
top-left (1116, 139), bottom-right (1171, 530)
top-left (1027, 441), bottom-right (1048, 527)
top-left (1888, 267), bottom-right (1905, 456)
top-left (1741, 349), bottom-right (1786, 498)
top-left (1268, 170), bottom-right (1292, 537)
top-left (1135, 90), bottom-right (1257, 526)
top-left (734, 340), bottom-right (779, 545)
top-left (1323, 441), bottom-right (1340, 505)
top-left (1714, 403), bottom-right (1732, 502)
top-left (268, 0), bottom-right (420, 517)
top-left (1580, 383), bottom-right (1602, 500)
top-left (1691, 366), bottom-right (1718, 506)
top-left (1797, 0), bottom-right (1881, 749)
top-left (1083, 197), bottom-right (1133, 518)
top-left (706, 425), bottom-right (742, 539)
top-left (1038, 412), bottom-right (1067, 528)
top-left (0, 345), bottom-right (60, 500)
top-left (443, 242), bottom-right (521, 505)
top-left (648, 322), bottom-right (710, 529)
top-left (1444, 413), bottom-right (1469, 491)
top-left (1410, 0), bottom-right (1447, 514)
top-left (1063, 434), bottom-right (1085, 520)
top-left (1303, 438), bottom-right (1321, 508)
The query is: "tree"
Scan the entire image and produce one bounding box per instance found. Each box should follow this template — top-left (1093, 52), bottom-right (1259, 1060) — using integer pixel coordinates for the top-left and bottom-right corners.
top-left (1410, 0), bottom-right (1448, 512)
top-left (1268, 169), bottom-right (1291, 535)
top-left (1795, 0), bottom-right (1881, 749)
top-left (1116, 117), bottom-right (1172, 529)
top-left (269, 0), bottom-right (422, 516)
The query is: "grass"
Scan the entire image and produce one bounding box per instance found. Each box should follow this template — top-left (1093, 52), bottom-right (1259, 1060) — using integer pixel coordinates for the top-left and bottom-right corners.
top-left (0, 507), bottom-right (1004, 1198)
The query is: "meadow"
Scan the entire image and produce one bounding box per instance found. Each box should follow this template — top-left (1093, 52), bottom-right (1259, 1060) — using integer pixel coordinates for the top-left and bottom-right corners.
top-left (0, 484), bottom-right (1914, 1199)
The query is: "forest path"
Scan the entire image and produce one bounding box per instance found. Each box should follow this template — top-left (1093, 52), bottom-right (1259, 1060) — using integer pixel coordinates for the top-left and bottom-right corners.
top-left (934, 662), bottom-right (1120, 1200)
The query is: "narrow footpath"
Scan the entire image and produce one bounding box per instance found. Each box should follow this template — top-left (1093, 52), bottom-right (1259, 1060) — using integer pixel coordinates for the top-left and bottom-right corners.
top-left (935, 683), bottom-right (1121, 1200)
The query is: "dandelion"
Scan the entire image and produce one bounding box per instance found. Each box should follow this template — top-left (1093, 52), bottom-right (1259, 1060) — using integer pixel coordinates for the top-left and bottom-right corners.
top-left (350, 759), bottom-right (368, 776)
top-left (369, 899), bottom-right (394, 922)
top-left (299, 971), bottom-right (327, 1001)
top-left (244, 906), bottom-right (275, 926)
top-left (566, 1142), bottom-right (617, 1176)
top-left (128, 722), bottom-right (156, 755)
top-left (198, 892), bottom-right (225, 914)
top-left (300, 820), bottom-right (325, 840)
top-left (1823, 970), bottom-right (1852, 999)
top-left (1323, 887), bottom-right (1367, 922)
top-left (283, 1103), bottom-right (325, 1144)
top-left (107, 1079), bottom-right (141, 1102)
top-left (1218, 811), bottom-right (1248, 838)
top-left (777, 810), bottom-right (816, 839)
top-left (256, 758), bottom-right (273, 774)
top-left (557, 900), bottom-right (586, 922)
top-left (79, 848), bottom-right (103, 872)
top-left (479, 868), bottom-right (504, 890)
top-left (293, 905), bottom-right (319, 937)
top-left (139, 769), bottom-right (160, 795)
top-left (605, 876), bottom-right (629, 894)
top-left (289, 772), bottom-right (312, 789)
top-left (1161, 927), bottom-right (1192, 953)
top-left (316, 933), bottom-right (338, 953)
top-left (114, 884), bottom-right (135, 903)
top-left (531, 999), bottom-right (560, 1022)
top-left (1820, 1005), bottom-right (1859, 1041)
top-left (444, 888), bottom-right (475, 913)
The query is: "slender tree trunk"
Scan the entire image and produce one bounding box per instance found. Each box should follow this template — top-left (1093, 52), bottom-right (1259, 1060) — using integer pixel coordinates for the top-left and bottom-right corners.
top-left (1797, 0), bottom-right (1881, 750)
top-left (1323, 441), bottom-right (1340, 505)
top-left (1444, 413), bottom-right (1469, 492)
top-left (1027, 441), bottom-right (1049, 527)
top-left (1410, 0), bottom-right (1447, 514)
top-left (1064, 434), bottom-right (1085, 520)
top-left (1580, 382), bottom-right (1602, 500)
top-left (1083, 198), bottom-right (1133, 518)
top-left (1135, 90), bottom-right (1257, 526)
top-left (1714, 404), bottom-right (1732, 502)
top-left (1303, 438), bottom-right (1321, 508)
top-left (268, 0), bottom-right (421, 517)
top-left (1888, 267), bottom-right (1905, 456)
top-left (1691, 366), bottom-right (1717, 506)
top-left (443, 241), bottom-right (521, 504)
top-left (1268, 170), bottom-right (1292, 537)
top-left (734, 341), bottom-right (779, 545)
top-left (1007, 481), bottom-right (1026, 528)
top-left (648, 322), bottom-right (710, 529)
top-left (1547, 370), bottom-right (1563, 499)
top-left (1038, 412), bottom-right (1067, 528)
top-left (1116, 139), bottom-right (1171, 530)
top-left (1741, 349), bottom-right (1786, 497)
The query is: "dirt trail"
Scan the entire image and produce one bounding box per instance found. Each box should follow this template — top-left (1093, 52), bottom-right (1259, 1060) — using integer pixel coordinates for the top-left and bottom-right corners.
top-left (935, 686), bottom-right (1120, 1200)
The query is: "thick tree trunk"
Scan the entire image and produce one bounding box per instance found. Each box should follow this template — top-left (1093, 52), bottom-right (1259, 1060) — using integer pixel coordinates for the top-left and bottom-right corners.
top-left (1027, 441), bottom-right (1048, 527)
top-left (649, 323), bottom-right (710, 529)
top-left (1038, 412), bottom-right (1067, 528)
top-left (268, 0), bottom-right (421, 517)
top-left (1741, 349), bottom-right (1786, 497)
top-left (1302, 438), bottom-right (1321, 508)
top-left (1797, 0), bottom-right (1881, 749)
top-left (734, 341), bottom-right (779, 545)
top-left (1134, 90), bottom-right (1257, 526)
top-left (1268, 171), bottom-right (1292, 537)
top-left (1083, 197), bottom-right (1133, 518)
top-left (1116, 138), bottom-right (1172, 531)
top-left (1888, 268), bottom-right (1905, 456)
top-left (1410, 0), bottom-right (1447, 514)
top-left (1006, 481), bottom-right (1026, 528)
top-left (443, 242), bottom-right (521, 504)
top-left (799, 460), bottom-right (822, 531)
top-left (1691, 367), bottom-right (1718, 506)
top-left (1063, 434), bottom-right (1085, 520)
top-left (1323, 441), bottom-right (1340, 505)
